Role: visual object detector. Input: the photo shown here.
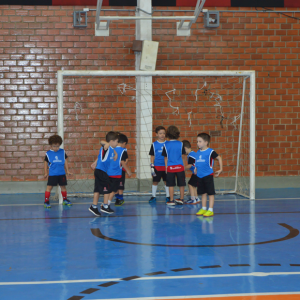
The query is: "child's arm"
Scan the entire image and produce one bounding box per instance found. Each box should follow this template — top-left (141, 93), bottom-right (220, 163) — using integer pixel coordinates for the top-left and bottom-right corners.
top-left (121, 161), bottom-right (132, 177)
top-left (150, 155), bottom-right (154, 164)
top-left (215, 155), bottom-right (223, 177)
top-left (64, 158), bottom-right (72, 176)
top-left (185, 163), bottom-right (193, 171)
top-left (164, 157), bottom-right (168, 173)
top-left (100, 141), bottom-right (118, 161)
top-left (44, 161), bottom-right (48, 178)
top-left (91, 158), bottom-right (98, 170)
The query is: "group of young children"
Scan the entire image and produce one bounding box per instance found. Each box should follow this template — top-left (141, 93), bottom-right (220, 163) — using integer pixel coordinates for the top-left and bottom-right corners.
top-left (44, 125), bottom-right (223, 217)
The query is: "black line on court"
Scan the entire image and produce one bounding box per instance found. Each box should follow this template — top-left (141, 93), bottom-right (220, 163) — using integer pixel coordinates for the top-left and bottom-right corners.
top-left (145, 271), bottom-right (166, 276)
top-left (66, 262), bottom-right (300, 300)
top-left (259, 263), bottom-right (281, 266)
top-left (3, 211), bottom-right (300, 221)
top-left (171, 267), bottom-right (193, 272)
top-left (229, 264), bottom-right (251, 267)
top-left (98, 281), bottom-right (119, 287)
top-left (290, 264), bottom-right (300, 266)
top-left (200, 265), bottom-right (222, 269)
top-left (80, 288), bottom-right (99, 294)
top-left (91, 223), bottom-right (299, 248)
top-left (121, 276), bottom-right (141, 281)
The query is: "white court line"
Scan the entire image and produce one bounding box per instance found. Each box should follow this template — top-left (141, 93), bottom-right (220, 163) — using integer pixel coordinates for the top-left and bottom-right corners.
top-left (1, 197), bottom-right (300, 207)
top-left (87, 291), bottom-right (300, 300)
top-left (1, 272), bottom-right (300, 286)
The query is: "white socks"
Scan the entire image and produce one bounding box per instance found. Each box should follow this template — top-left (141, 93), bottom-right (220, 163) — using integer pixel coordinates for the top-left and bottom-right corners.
top-left (165, 186), bottom-right (170, 197)
top-left (202, 207), bottom-right (207, 210)
top-left (208, 208), bottom-right (213, 212)
top-left (152, 185), bottom-right (158, 197)
top-left (108, 200), bottom-right (111, 206)
top-left (191, 196), bottom-right (195, 200)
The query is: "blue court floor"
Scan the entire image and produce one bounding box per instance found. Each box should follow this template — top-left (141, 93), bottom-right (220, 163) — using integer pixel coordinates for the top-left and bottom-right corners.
top-left (0, 189), bottom-right (300, 300)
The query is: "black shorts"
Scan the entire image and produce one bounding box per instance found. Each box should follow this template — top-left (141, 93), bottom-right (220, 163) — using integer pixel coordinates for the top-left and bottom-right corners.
top-left (166, 171), bottom-right (186, 187)
top-left (118, 170), bottom-right (126, 190)
top-left (47, 175), bottom-right (67, 186)
top-left (197, 175), bottom-right (215, 195)
top-left (94, 169), bottom-right (112, 194)
top-left (110, 177), bottom-right (122, 193)
top-left (153, 167), bottom-right (167, 183)
top-left (188, 174), bottom-right (198, 188)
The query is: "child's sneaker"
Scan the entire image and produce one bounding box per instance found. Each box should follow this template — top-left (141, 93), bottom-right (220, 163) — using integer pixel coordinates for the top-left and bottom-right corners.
top-left (101, 205), bottom-right (114, 214)
top-left (166, 200), bottom-right (176, 206)
top-left (63, 199), bottom-right (72, 206)
top-left (115, 199), bottom-right (124, 206)
top-left (89, 205), bottom-right (101, 217)
top-left (166, 197), bottom-right (170, 203)
top-left (185, 198), bottom-right (200, 205)
top-left (203, 210), bottom-right (214, 217)
top-left (149, 196), bottom-right (156, 203)
top-left (196, 208), bottom-right (207, 215)
top-left (174, 198), bottom-right (184, 205)
top-left (44, 202), bottom-right (51, 209)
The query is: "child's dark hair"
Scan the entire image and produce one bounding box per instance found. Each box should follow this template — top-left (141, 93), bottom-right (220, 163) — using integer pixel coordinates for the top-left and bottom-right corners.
top-left (118, 133), bottom-right (128, 144)
top-left (197, 132), bottom-right (211, 144)
top-left (48, 134), bottom-right (63, 145)
top-left (182, 140), bottom-right (191, 149)
top-left (106, 131), bottom-right (119, 142)
top-left (155, 126), bottom-right (166, 134)
top-left (166, 125), bottom-right (180, 140)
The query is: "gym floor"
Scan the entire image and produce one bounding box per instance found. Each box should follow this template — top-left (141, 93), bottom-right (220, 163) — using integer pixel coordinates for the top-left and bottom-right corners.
top-left (0, 189), bottom-right (300, 300)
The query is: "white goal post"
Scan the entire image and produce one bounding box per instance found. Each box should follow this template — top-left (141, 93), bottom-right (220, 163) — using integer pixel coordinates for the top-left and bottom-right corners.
top-left (57, 70), bottom-right (255, 201)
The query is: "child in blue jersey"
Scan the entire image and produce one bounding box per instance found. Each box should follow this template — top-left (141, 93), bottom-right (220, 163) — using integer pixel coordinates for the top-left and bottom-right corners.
top-left (114, 134), bottom-right (130, 206)
top-left (44, 135), bottom-right (72, 208)
top-left (148, 126), bottom-right (170, 203)
top-left (89, 131), bottom-right (119, 216)
top-left (194, 133), bottom-right (223, 217)
top-left (162, 126), bottom-right (186, 206)
top-left (107, 133), bottom-right (132, 207)
top-left (182, 140), bottom-right (200, 205)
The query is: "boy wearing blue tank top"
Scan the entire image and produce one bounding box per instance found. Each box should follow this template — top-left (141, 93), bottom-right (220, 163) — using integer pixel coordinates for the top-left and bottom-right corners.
top-left (162, 126), bottom-right (186, 206)
top-left (89, 131), bottom-right (119, 216)
top-left (148, 126), bottom-right (170, 203)
top-left (107, 133), bottom-right (132, 207)
top-left (182, 140), bottom-right (200, 205)
top-left (194, 133), bottom-right (223, 217)
top-left (44, 135), bottom-right (72, 208)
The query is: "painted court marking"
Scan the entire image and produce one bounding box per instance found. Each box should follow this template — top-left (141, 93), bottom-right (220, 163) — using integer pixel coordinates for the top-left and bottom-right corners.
top-left (2, 272), bottom-right (300, 286)
top-left (84, 292), bottom-right (300, 300)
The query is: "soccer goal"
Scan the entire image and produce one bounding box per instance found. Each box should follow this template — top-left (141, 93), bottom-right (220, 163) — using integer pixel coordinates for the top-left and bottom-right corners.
top-left (56, 70), bottom-right (255, 202)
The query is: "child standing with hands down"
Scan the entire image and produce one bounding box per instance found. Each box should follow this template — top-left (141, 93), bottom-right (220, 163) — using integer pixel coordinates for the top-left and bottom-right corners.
top-left (149, 126), bottom-right (170, 203)
top-left (44, 134), bottom-right (72, 208)
top-left (194, 133), bottom-right (223, 217)
top-left (162, 126), bottom-right (186, 206)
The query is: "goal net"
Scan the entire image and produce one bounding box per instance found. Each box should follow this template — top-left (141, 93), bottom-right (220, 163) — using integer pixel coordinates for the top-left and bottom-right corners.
top-left (55, 71), bottom-right (255, 201)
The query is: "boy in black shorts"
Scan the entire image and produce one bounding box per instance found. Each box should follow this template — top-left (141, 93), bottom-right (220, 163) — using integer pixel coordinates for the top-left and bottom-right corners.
top-left (44, 135), bottom-right (72, 208)
top-left (114, 134), bottom-right (130, 206)
top-left (194, 133), bottom-right (223, 217)
top-left (162, 126), bottom-right (186, 206)
top-left (107, 134), bottom-right (132, 207)
top-left (148, 126), bottom-right (170, 203)
top-left (182, 140), bottom-right (200, 205)
top-left (89, 131), bottom-right (119, 216)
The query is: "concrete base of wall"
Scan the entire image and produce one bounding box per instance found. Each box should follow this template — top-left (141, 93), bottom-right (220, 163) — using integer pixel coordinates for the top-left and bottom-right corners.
top-left (0, 176), bottom-right (299, 195)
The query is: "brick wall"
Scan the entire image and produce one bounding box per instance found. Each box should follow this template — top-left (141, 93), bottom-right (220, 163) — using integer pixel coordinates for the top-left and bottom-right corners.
top-left (0, 5), bottom-right (300, 183)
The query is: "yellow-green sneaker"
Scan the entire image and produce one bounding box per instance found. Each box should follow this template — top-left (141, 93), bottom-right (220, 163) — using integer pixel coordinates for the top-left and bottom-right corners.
top-left (196, 208), bottom-right (207, 216)
top-left (203, 210), bottom-right (214, 217)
